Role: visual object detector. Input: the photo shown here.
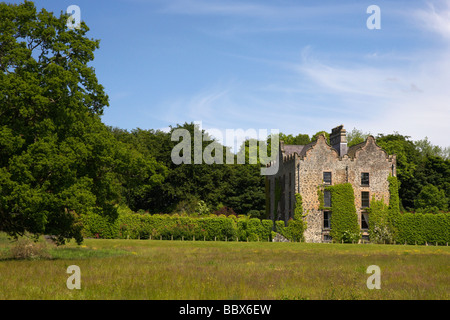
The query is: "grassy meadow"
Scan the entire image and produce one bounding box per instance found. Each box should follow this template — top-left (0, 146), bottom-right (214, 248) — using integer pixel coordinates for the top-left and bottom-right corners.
top-left (0, 233), bottom-right (448, 300)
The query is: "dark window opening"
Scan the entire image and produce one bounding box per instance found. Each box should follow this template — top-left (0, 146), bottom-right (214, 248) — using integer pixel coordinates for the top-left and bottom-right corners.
top-left (361, 172), bottom-right (370, 186)
top-left (361, 191), bottom-right (370, 208)
top-left (324, 190), bottom-right (331, 208)
top-left (361, 212), bottom-right (369, 229)
top-left (323, 172), bottom-right (332, 185)
top-left (323, 211), bottom-right (331, 229)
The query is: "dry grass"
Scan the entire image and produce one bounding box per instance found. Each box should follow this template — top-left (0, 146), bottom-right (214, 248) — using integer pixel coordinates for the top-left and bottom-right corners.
top-left (0, 235), bottom-right (448, 299)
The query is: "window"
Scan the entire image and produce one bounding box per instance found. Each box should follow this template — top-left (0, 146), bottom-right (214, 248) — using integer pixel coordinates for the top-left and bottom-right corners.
top-left (323, 172), bottom-right (332, 185)
top-left (361, 172), bottom-right (370, 186)
top-left (323, 211), bottom-right (331, 229)
top-left (324, 190), bottom-right (331, 208)
top-left (361, 212), bottom-right (369, 229)
top-left (361, 191), bottom-right (370, 208)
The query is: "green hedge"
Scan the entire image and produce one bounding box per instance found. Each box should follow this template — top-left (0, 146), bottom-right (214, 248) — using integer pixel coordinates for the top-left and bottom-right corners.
top-left (81, 213), bottom-right (274, 242)
top-left (397, 213), bottom-right (450, 245)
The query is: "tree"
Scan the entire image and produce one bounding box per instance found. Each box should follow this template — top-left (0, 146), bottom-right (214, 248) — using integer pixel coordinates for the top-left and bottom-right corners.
top-left (415, 184), bottom-right (448, 213)
top-left (278, 133), bottom-right (311, 145)
top-left (376, 133), bottom-right (421, 210)
top-left (0, 2), bottom-right (166, 244)
top-left (347, 127), bottom-right (369, 147)
top-left (311, 131), bottom-right (330, 144)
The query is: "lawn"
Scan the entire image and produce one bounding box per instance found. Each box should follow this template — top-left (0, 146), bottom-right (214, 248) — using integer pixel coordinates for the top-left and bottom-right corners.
top-left (0, 234), bottom-right (448, 300)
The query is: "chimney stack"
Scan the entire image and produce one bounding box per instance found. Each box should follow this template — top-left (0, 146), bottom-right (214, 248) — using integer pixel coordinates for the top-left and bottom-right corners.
top-left (330, 125), bottom-right (348, 156)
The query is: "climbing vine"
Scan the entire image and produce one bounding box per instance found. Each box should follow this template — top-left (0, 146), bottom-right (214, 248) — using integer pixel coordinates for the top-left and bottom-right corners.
top-left (368, 196), bottom-right (394, 244)
top-left (326, 183), bottom-right (360, 243)
top-left (387, 175), bottom-right (401, 237)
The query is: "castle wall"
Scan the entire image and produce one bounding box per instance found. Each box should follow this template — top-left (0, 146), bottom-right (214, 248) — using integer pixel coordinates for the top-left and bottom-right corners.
top-left (267, 133), bottom-right (396, 243)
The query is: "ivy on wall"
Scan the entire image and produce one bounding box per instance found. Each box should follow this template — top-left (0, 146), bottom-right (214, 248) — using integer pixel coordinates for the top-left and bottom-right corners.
top-left (368, 196), bottom-right (394, 244)
top-left (326, 183), bottom-right (360, 243)
top-left (387, 175), bottom-right (401, 237)
top-left (274, 193), bottom-right (306, 242)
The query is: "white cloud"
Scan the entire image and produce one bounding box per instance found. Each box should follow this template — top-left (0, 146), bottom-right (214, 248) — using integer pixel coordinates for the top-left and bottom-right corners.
top-left (414, 1), bottom-right (450, 39)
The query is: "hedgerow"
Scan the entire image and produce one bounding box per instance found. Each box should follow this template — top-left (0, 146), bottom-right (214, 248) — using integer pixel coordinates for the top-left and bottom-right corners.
top-left (81, 212), bottom-right (274, 242)
top-left (396, 212), bottom-right (450, 245)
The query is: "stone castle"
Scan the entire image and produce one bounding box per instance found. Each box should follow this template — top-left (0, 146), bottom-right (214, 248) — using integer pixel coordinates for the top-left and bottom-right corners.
top-left (266, 125), bottom-right (397, 243)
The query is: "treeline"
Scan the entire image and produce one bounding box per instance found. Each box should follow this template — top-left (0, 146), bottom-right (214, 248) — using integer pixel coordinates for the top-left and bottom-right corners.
top-left (109, 126), bottom-right (449, 217)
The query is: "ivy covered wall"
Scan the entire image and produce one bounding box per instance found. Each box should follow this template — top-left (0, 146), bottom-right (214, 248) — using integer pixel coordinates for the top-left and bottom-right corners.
top-left (326, 183), bottom-right (360, 243)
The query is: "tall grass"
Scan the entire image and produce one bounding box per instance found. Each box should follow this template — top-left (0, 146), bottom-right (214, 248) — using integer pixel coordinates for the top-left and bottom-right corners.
top-left (0, 235), bottom-right (448, 299)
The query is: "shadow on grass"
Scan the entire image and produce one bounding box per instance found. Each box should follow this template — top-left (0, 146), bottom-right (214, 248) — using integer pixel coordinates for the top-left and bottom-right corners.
top-left (0, 246), bottom-right (130, 261)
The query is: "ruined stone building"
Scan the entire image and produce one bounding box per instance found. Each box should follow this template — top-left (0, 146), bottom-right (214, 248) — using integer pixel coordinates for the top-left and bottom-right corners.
top-left (266, 125), bottom-right (397, 243)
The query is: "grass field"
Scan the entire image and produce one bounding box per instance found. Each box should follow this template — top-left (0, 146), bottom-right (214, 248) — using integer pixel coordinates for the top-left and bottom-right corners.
top-left (0, 234), bottom-right (449, 300)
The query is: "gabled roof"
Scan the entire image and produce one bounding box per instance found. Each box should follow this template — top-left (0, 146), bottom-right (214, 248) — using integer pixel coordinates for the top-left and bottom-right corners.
top-left (283, 144), bottom-right (305, 156)
top-left (346, 140), bottom-right (367, 158)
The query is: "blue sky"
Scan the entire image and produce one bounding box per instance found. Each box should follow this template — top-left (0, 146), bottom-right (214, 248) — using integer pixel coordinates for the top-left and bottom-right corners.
top-left (13, 0), bottom-right (450, 148)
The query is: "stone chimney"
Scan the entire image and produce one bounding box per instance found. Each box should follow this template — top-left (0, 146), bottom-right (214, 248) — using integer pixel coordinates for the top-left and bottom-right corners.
top-left (330, 125), bottom-right (348, 156)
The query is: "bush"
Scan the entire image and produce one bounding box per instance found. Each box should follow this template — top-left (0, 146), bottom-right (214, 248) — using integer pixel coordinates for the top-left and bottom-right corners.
top-left (9, 238), bottom-right (52, 260)
top-left (414, 184), bottom-right (448, 214)
top-left (368, 197), bottom-right (394, 244)
top-left (81, 212), bottom-right (119, 239)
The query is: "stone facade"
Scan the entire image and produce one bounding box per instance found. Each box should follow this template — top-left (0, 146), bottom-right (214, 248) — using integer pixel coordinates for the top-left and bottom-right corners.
top-left (266, 125), bottom-right (396, 243)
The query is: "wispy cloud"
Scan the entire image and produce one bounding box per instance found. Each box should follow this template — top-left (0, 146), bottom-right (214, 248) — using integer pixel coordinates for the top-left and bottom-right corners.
top-left (414, 1), bottom-right (450, 39)
top-left (156, 1), bottom-right (450, 147)
top-left (291, 7), bottom-right (450, 146)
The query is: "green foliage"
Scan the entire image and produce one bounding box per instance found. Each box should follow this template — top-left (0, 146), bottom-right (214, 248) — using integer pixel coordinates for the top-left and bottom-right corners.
top-left (81, 210), bottom-right (274, 242)
top-left (279, 133), bottom-right (311, 145)
top-left (317, 187), bottom-right (325, 210)
top-left (368, 197), bottom-right (394, 244)
top-left (347, 128), bottom-right (369, 147)
top-left (293, 193), bottom-right (304, 220)
top-left (415, 184), bottom-right (448, 213)
top-left (326, 183), bottom-right (360, 243)
top-left (0, 2), bottom-right (167, 245)
top-left (1, 1), bottom-right (447, 250)
top-left (376, 133), bottom-right (449, 212)
top-left (387, 175), bottom-right (401, 239)
top-left (397, 213), bottom-right (450, 245)
top-left (275, 219), bottom-right (304, 242)
top-left (0, 1), bottom-right (109, 244)
top-left (311, 131), bottom-right (330, 144)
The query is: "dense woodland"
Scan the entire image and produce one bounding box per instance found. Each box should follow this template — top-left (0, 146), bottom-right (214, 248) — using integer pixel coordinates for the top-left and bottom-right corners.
top-left (0, 2), bottom-right (449, 244)
top-left (109, 125), bottom-right (450, 217)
